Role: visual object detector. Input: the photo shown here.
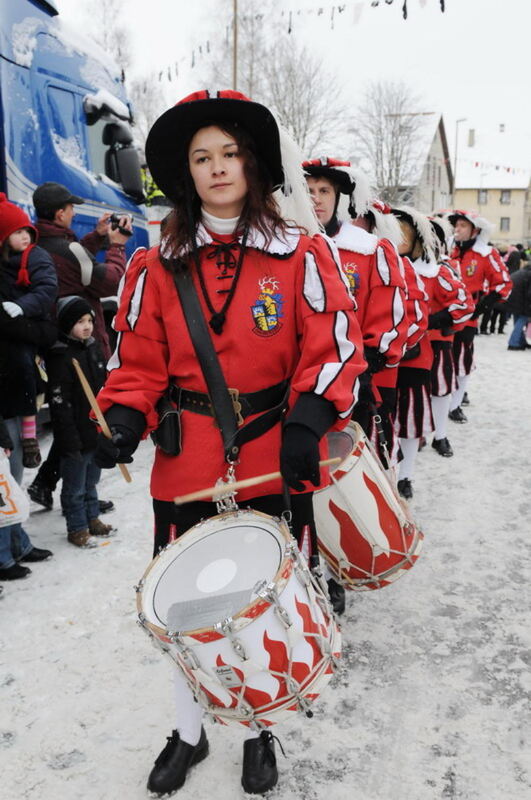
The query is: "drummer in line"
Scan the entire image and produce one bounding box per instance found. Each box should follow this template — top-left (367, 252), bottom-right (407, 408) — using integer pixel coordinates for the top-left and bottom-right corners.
top-left (94, 90), bottom-right (366, 796)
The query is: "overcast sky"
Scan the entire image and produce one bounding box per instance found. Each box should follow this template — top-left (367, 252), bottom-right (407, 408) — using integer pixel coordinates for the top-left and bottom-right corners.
top-left (56, 0), bottom-right (531, 168)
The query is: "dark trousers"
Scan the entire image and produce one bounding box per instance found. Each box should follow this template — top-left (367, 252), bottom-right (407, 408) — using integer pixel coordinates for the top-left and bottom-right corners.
top-left (153, 492), bottom-right (314, 558)
top-left (60, 451), bottom-right (101, 533)
top-left (33, 439), bottom-right (61, 489)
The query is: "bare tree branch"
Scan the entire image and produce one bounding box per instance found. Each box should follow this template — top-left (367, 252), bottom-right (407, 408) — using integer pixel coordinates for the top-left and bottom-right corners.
top-left (351, 80), bottom-right (429, 203)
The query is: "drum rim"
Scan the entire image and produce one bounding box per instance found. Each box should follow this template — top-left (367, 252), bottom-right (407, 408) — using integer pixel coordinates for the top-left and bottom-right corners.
top-left (137, 509), bottom-right (294, 639)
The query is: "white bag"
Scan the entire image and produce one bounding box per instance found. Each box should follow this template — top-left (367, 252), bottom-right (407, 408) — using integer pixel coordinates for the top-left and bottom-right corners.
top-left (0, 450), bottom-right (30, 528)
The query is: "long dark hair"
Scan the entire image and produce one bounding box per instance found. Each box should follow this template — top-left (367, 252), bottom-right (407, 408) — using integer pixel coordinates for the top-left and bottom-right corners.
top-left (160, 122), bottom-right (289, 269)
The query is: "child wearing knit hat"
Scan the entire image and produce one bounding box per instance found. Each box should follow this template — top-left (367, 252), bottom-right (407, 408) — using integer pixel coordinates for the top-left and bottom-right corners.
top-left (0, 194), bottom-right (58, 468)
top-left (46, 296), bottom-right (116, 547)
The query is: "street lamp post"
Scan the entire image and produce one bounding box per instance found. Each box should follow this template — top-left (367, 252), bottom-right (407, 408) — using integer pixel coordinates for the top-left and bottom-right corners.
top-left (453, 117), bottom-right (466, 206)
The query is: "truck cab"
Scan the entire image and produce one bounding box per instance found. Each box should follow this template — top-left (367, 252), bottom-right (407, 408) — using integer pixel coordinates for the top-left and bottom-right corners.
top-left (0, 0), bottom-right (148, 252)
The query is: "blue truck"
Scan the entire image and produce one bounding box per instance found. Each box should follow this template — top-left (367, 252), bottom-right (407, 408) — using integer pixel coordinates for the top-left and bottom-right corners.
top-left (0, 0), bottom-right (148, 251)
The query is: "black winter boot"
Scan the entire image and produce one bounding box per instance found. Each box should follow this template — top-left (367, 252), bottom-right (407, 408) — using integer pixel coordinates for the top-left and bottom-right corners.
top-left (242, 731), bottom-right (279, 795)
top-left (397, 478), bottom-right (413, 500)
top-left (27, 479), bottom-right (53, 510)
top-left (431, 437), bottom-right (454, 458)
top-left (448, 407), bottom-right (467, 423)
top-left (327, 577), bottom-right (346, 615)
top-left (147, 727), bottom-right (208, 796)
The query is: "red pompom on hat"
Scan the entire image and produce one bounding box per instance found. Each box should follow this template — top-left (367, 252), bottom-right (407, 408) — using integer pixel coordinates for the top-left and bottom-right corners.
top-left (145, 89), bottom-right (284, 204)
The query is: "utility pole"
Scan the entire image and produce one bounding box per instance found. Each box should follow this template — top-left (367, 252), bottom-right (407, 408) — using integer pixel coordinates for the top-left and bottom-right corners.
top-left (232, 0), bottom-right (238, 91)
top-left (453, 118), bottom-right (466, 205)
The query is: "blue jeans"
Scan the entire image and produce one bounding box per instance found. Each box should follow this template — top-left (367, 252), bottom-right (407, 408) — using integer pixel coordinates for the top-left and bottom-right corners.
top-left (508, 314), bottom-right (529, 348)
top-left (60, 451), bottom-right (101, 533)
top-left (0, 417), bottom-right (33, 568)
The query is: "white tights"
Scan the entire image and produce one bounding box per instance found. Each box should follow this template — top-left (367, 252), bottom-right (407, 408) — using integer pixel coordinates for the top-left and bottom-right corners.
top-left (430, 394), bottom-right (452, 440)
top-left (173, 668), bottom-right (259, 745)
top-left (449, 374), bottom-right (469, 412)
top-left (398, 437), bottom-right (419, 481)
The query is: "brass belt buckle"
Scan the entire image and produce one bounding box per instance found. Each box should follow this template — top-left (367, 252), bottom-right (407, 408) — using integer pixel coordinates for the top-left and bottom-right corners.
top-left (228, 388), bottom-right (244, 427)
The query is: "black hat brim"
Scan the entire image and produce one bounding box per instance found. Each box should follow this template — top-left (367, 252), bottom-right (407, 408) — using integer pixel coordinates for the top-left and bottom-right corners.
top-left (303, 165), bottom-right (352, 194)
top-left (145, 97), bottom-right (284, 203)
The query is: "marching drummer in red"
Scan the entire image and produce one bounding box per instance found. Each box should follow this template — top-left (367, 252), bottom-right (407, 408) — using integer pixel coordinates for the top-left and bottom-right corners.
top-left (303, 159), bottom-right (408, 455)
top-left (447, 210), bottom-right (512, 422)
top-left (427, 217), bottom-right (474, 457)
top-left (94, 91), bottom-right (365, 796)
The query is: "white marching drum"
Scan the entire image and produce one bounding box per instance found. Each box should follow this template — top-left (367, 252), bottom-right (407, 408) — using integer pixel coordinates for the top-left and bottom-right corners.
top-left (136, 510), bottom-right (341, 730)
top-left (314, 421), bottom-right (423, 590)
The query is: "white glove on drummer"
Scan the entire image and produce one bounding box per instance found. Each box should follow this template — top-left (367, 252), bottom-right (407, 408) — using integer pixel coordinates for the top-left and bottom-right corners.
top-left (2, 301), bottom-right (23, 318)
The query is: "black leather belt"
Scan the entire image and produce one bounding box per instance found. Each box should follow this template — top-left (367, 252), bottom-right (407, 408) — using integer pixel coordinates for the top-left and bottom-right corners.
top-left (172, 379), bottom-right (289, 428)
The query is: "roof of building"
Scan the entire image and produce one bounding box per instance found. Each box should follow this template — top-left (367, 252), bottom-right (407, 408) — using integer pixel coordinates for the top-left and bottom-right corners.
top-left (455, 123), bottom-right (530, 190)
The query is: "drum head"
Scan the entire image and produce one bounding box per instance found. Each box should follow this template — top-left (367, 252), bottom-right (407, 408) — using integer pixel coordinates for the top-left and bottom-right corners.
top-left (142, 512), bottom-right (286, 634)
top-left (327, 427), bottom-right (357, 466)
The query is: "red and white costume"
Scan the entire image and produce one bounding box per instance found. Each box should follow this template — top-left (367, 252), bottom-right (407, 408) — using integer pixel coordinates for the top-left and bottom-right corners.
top-left (98, 226), bottom-right (366, 503)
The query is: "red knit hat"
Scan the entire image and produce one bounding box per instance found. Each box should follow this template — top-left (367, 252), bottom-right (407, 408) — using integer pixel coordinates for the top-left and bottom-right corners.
top-left (0, 193), bottom-right (38, 287)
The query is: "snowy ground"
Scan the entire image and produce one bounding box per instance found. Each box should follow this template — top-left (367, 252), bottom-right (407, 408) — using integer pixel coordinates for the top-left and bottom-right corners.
top-left (1, 334), bottom-right (530, 800)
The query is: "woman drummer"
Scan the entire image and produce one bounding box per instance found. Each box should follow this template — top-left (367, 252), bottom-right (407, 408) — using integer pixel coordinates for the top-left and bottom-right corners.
top-left (94, 89), bottom-right (365, 796)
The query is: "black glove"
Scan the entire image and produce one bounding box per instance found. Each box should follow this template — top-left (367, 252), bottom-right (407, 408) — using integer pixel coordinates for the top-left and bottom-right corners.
top-left (472, 291), bottom-right (498, 319)
top-left (95, 425), bottom-right (140, 468)
top-left (364, 346), bottom-right (387, 375)
top-left (280, 424), bottom-right (321, 492)
top-left (356, 370), bottom-right (375, 406)
top-left (428, 309), bottom-right (453, 330)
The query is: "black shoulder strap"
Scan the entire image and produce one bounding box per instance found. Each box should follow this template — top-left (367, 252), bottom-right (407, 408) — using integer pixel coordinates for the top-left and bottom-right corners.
top-left (172, 267), bottom-right (240, 462)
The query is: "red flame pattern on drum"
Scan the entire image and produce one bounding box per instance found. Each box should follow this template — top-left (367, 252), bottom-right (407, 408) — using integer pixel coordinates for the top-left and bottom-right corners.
top-left (362, 472), bottom-right (403, 543)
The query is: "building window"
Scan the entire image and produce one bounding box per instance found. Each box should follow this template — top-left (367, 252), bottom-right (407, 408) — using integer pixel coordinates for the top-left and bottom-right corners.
top-left (500, 190), bottom-right (511, 204)
top-left (500, 217), bottom-right (511, 232)
top-left (478, 189), bottom-right (488, 205)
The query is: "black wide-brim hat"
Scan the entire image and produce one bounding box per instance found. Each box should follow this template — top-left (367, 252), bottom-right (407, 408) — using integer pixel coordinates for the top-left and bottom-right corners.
top-left (145, 90), bottom-right (284, 203)
top-left (302, 158), bottom-right (353, 195)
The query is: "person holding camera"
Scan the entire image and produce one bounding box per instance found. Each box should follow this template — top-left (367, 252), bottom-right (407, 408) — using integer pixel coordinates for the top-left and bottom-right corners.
top-left (28, 182), bottom-right (131, 511)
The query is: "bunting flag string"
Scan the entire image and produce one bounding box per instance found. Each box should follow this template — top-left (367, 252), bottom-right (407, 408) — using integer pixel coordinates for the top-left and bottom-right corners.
top-left (149, 0), bottom-right (447, 85)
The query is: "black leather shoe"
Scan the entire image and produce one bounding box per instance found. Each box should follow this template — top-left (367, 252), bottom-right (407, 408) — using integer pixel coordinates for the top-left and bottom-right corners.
top-left (20, 547), bottom-right (53, 562)
top-left (0, 564), bottom-right (31, 580)
top-left (27, 481), bottom-right (53, 510)
top-left (327, 578), bottom-right (346, 615)
top-left (397, 478), bottom-right (413, 500)
top-left (448, 407), bottom-right (467, 423)
top-left (98, 499), bottom-right (115, 514)
top-left (147, 727), bottom-right (208, 796)
top-left (242, 731), bottom-right (279, 795)
top-left (461, 392), bottom-right (470, 406)
top-left (507, 345), bottom-right (526, 351)
top-left (431, 437), bottom-right (453, 458)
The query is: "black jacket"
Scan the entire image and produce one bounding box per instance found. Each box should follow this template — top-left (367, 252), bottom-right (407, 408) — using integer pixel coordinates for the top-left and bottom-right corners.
top-left (47, 335), bottom-right (106, 455)
top-left (503, 265), bottom-right (531, 317)
top-left (0, 301), bottom-right (57, 420)
top-left (0, 245), bottom-right (57, 316)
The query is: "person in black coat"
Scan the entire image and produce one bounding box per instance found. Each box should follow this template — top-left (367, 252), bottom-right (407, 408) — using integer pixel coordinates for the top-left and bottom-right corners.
top-left (47, 296), bottom-right (116, 547)
top-left (504, 263), bottom-right (531, 349)
top-left (0, 193), bottom-right (57, 468)
top-left (0, 308), bottom-right (55, 580)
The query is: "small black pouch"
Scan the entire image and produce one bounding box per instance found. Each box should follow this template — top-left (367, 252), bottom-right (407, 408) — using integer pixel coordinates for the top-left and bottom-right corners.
top-left (150, 392), bottom-right (182, 456)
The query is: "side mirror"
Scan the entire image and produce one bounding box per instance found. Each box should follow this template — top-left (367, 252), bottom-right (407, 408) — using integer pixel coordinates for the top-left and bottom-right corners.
top-left (115, 146), bottom-right (144, 201)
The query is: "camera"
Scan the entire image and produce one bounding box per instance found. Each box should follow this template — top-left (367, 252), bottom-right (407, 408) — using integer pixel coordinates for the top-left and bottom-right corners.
top-left (109, 213), bottom-right (133, 236)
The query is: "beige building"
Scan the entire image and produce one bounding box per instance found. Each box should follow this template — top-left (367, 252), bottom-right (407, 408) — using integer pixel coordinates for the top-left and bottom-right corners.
top-left (453, 124), bottom-right (530, 247)
top-left (411, 115), bottom-right (453, 213)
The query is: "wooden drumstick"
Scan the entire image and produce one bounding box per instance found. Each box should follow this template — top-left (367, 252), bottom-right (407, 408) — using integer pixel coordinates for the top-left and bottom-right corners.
top-left (173, 457), bottom-right (341, 505)
top-left (71, 358), bottom-right (132, 483)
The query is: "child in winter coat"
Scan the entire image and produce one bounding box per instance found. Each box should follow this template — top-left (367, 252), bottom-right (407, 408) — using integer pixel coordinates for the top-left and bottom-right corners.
top-left (0, 193), bottom-right (57, 468)
top-left (47, 296), bottom-right (115, 548)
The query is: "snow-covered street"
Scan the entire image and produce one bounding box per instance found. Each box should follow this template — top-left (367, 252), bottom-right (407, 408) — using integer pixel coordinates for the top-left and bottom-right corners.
top-left (1, 334), bottom-right (530, 800)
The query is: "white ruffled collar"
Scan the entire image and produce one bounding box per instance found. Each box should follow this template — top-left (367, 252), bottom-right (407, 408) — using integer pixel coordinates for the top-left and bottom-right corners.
top-left (161, 222), bottom-right (300, 259)
top-left (332, 220), bottom-right (378, 255)
top-left (412, 256), bottom-right (439, 278)
top-left (471, 241), bottom-right (492, 257)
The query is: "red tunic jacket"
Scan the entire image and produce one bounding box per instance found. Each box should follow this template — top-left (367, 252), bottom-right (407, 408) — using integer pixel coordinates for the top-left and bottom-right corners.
top-left (449, 241), bottom-right (512, 329)
top-left (332, 222), bottom-right (408, 368)
top-left (397, 257), bottom-right (431, 371)
top-left (97, 226), bottom-right (366, 502)
top-left (427, 259), bottom-right (475, 343)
